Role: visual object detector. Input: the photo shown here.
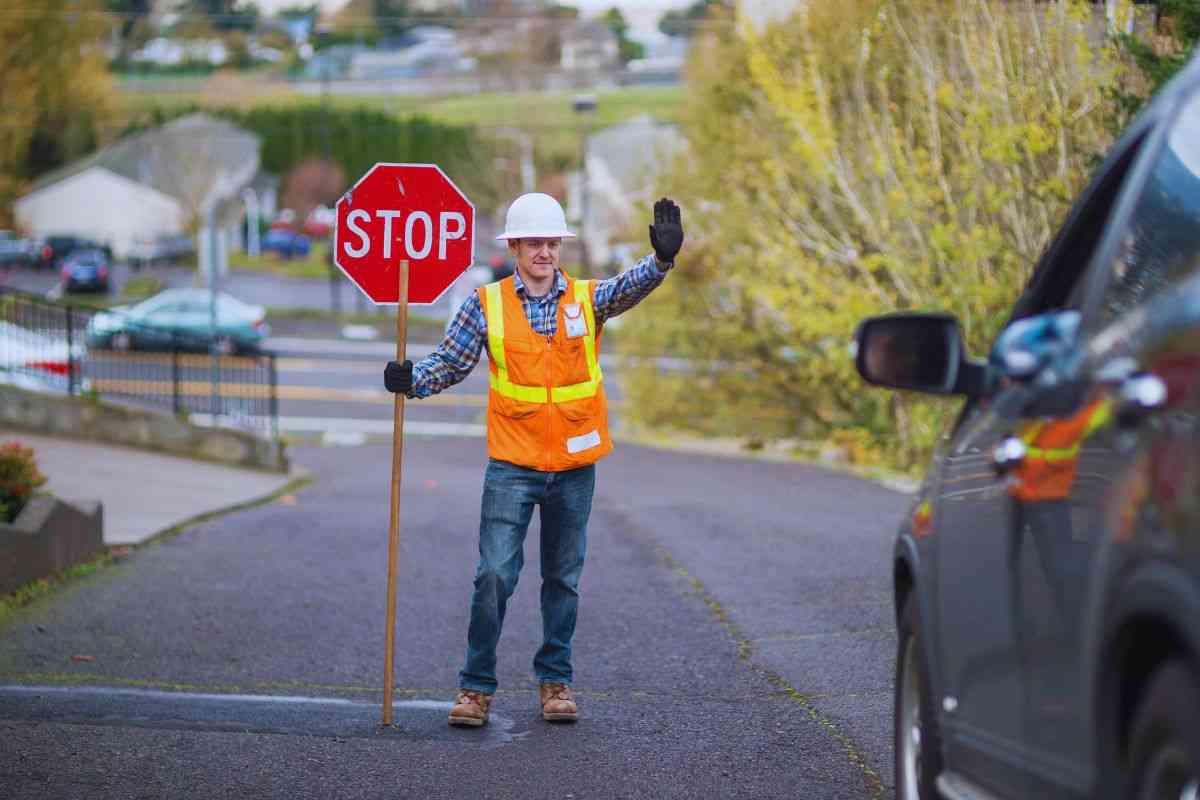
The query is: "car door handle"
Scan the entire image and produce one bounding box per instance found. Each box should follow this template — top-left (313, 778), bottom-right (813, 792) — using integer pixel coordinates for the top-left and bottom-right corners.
top-left (1117, 373), bottom-right (1167, 428)
top-left (991, 435), bottom-right (1026, 475)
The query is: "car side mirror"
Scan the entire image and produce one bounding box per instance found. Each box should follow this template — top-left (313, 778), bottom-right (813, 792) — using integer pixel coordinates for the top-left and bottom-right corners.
top-left (854, 313), bottom-right (988, 396)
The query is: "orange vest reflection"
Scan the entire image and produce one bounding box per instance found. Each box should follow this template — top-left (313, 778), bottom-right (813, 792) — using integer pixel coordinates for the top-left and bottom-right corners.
top-left (1009, 398), bottom-right (1112, 503)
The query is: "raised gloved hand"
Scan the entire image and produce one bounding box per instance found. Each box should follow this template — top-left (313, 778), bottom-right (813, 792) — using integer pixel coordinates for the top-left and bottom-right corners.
top-left (648, 197), bottom-right (684, 265)
top-left (384, 360), bottom-right (413, 394)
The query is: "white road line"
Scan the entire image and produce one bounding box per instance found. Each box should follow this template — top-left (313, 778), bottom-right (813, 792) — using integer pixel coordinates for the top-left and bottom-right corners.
top-left (277, 415), bottom-right (485, 437)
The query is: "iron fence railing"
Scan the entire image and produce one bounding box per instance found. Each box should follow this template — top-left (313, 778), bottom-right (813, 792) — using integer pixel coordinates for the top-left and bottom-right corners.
top-left (0, 288), bottom-right (278, 439)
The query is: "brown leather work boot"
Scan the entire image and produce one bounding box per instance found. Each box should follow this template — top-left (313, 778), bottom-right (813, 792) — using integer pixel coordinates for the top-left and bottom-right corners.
top-left (448, 689), bottom-right (492, 727)
top-left (539, 682), bottom-right (578, 722)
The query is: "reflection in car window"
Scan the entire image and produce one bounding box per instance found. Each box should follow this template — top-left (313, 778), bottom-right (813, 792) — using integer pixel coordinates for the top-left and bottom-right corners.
top-left (1099, 92), bottom-right (1200, 323)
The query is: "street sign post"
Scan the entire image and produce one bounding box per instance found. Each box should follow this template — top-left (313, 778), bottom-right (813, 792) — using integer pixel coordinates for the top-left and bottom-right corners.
top-left (334, 163), bottom-right (475, 727)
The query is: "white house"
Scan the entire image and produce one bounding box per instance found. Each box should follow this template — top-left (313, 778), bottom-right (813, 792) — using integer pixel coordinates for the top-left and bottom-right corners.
top-left (15, 114), bottom-right (261, 268)
top-left (561, 20), bottom-right (620, 72)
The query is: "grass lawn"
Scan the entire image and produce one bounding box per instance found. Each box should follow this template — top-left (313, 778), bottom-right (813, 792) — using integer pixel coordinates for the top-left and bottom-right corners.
top-left (122, 82), bottom-right (683, 125)
top-left (229, 240), bottom-right (335, 280)
top-left (120, 83), bottom-right (684, 169)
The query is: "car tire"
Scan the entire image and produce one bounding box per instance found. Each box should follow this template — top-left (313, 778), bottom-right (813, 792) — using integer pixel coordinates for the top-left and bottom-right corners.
top-left (895, 594), bottom-right (943, 800)
top-left (112, 332), bottom-right (131, 352)
top-left (215, 336), bottom-right (235, 356)
top-left (1123, 660), bottom-right (1200, 800)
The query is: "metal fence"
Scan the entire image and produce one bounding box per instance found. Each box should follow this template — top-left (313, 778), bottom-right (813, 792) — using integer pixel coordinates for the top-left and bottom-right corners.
top-left (0, 288), bottom-right (278, 439)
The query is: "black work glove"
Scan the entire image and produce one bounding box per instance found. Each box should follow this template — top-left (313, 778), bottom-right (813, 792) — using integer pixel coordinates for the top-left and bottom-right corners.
top-left (384, 360), bottom-right (413, 394)
top-left (648, 197), bottom-right (684, 265)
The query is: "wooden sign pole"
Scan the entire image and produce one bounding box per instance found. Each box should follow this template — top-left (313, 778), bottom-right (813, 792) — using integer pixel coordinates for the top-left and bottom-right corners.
top-left (382, 259), bottom-right (409, 727)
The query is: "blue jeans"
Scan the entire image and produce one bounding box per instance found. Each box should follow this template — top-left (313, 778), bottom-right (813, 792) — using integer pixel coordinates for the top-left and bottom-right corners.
top-left (459, 459), bottom-right (595, 694)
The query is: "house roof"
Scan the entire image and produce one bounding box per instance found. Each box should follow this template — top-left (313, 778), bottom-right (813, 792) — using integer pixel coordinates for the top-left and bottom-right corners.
top-left (26, 113), bottom-right (260, 206)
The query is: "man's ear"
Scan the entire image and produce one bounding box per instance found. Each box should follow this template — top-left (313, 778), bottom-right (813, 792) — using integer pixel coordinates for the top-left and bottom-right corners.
top-left (507, 239), bottom-right (520, 255)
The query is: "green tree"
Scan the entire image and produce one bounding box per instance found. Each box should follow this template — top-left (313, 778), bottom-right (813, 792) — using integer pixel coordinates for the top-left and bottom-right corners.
top-left (1112, 0), bottom-right (1200, 118)
top-left (622, 0), bottom-right (1124, 470)
top-left (185, 0), bottom-right (260, 31)
top-left (602, 7), bottom-right (645, 63)
top-left (658, 0), bottom-right (730, 38)
top-left (374, 0), bottom-right (411, 39)
top-left (277, 3), bottom-right (318, 19)
top-left (105, 0), bottom-right (150, 41)
top-left (0, 0), bottom-right (116, 226)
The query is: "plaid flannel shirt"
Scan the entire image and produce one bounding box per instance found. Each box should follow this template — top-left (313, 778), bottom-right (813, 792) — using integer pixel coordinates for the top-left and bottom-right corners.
top-left (409, 254), bottom-right (669, 398)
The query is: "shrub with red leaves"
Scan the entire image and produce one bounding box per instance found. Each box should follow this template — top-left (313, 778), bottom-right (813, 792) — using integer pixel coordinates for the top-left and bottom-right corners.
top-left (0, 441), bottom-right (46, 523)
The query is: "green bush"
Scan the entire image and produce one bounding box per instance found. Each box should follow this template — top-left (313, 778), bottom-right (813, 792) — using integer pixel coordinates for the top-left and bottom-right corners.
top-left (0, 442), bottom-right (47, 523)
top-left (620, 0), bottom-right (1124, 472)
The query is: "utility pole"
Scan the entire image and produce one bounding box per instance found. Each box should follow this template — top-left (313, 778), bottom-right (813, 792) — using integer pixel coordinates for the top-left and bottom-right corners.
top-left (243, 188), bottom-right (260, 258)
top-left (202, 172), bottom-right (235, 424)
top-left (318, 24), bottom-right (342, 315)
top-left (572, 94), bottom-right (597, 274)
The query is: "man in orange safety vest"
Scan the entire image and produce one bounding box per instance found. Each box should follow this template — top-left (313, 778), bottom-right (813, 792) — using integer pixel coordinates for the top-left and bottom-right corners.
top-left (384, 193), bottom-right (683, 727)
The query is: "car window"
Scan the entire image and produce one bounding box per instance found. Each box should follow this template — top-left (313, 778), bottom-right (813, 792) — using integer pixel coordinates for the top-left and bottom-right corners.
top-left (1094, 90), bottom-right (1200, 325)
top-left (1009, 131), bottom-right (1148, 322)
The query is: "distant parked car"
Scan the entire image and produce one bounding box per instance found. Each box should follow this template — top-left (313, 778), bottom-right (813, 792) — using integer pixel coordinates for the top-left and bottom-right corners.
top-left (129, 233), bottom-right (195, 269)
top-left (302, 206), bottom-right (335, 239)
top-left (0, 233), bottom-right (32, 267)
top-left (262, 229), bottom-right (311, 260)
top-left (37, 235), bottom-right (108, 269)
top-left (61, 249), bottom-right (110, 294)
top-left (86, 289), bottom-right (269, 354)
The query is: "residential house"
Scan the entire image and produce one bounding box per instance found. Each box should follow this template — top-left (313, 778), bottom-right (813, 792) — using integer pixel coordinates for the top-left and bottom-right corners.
top-left (15, 114), bottom-right (261, 277)
top-left (560, 20), bottom-right (620, 73)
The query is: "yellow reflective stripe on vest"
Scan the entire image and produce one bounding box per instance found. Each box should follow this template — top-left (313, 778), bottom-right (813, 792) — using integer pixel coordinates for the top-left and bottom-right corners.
top-left (1019, 400), bottom-right (1112, 464)
top-left (1025, 444), bottom-right (1082, 462)
top-left (549, 279), bottom-right (604, 403)
top-left (484, 282), bottom-right (549, 404)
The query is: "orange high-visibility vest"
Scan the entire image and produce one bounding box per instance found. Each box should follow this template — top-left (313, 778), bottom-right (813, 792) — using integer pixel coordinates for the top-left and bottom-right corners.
top-left (1010, 398), bottom-right (1112, 503)
top-left (478, 274), bottom-right (612, 472)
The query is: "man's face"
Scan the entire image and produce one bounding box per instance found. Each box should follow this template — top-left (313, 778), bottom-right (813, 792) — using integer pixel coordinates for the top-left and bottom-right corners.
top-left (510, 238), bottom-right (561, 284)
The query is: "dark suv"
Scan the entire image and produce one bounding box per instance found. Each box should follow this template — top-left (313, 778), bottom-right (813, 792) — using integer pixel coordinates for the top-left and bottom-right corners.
top-left (854, 56), bottom-right (1200, 799)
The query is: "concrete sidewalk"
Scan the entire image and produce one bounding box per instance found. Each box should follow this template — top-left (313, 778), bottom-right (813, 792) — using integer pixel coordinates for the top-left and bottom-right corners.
top-left (1, 431), bottom-right (299, 546)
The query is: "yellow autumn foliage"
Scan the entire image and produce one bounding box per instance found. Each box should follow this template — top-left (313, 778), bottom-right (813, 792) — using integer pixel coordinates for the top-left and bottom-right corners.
top-left (0, 0), bottom-right (116, 227)
top-left (620, 0), bottom-right (1126, 470)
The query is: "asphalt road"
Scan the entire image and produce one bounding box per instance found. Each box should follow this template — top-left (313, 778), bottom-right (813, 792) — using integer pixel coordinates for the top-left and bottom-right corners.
top-left (0, 437), bottom-right (907, 799)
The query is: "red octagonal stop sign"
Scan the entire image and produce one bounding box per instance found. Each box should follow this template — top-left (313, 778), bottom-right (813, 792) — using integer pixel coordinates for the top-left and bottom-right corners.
top-left (334, 163), bottom-right (475, 305)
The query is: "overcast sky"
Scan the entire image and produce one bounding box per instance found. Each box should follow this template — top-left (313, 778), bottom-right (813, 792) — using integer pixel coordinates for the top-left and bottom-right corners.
top-left (253, 0), bottom-right (690, 33)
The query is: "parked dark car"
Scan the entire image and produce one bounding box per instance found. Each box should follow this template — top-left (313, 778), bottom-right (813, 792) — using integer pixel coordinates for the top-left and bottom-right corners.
top-left (262, 229), bottom-right (311, 260)
top-left (38, 235), bottom-right (108, 269)
top-left (0, 232), bottom-right (33, 267)
top-left (61, 249), bottom-right (110, 293)
top-left (854, 55), bottom-right (1200, 799)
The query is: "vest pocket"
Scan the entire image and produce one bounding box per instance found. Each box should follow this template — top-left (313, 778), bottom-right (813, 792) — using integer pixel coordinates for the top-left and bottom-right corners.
top-left (504, 337), bottom-right (544, 388)
top-left (558, 338), bottom-right (592, 386)
top-left (557, 397), bottom-right (595, 422)
top-left (492, 392), bottom-right (541, 419)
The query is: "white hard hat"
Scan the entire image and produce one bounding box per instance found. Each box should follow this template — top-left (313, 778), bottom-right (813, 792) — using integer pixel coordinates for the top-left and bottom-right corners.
top-left (495, 193), bottom-right (576, 240)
